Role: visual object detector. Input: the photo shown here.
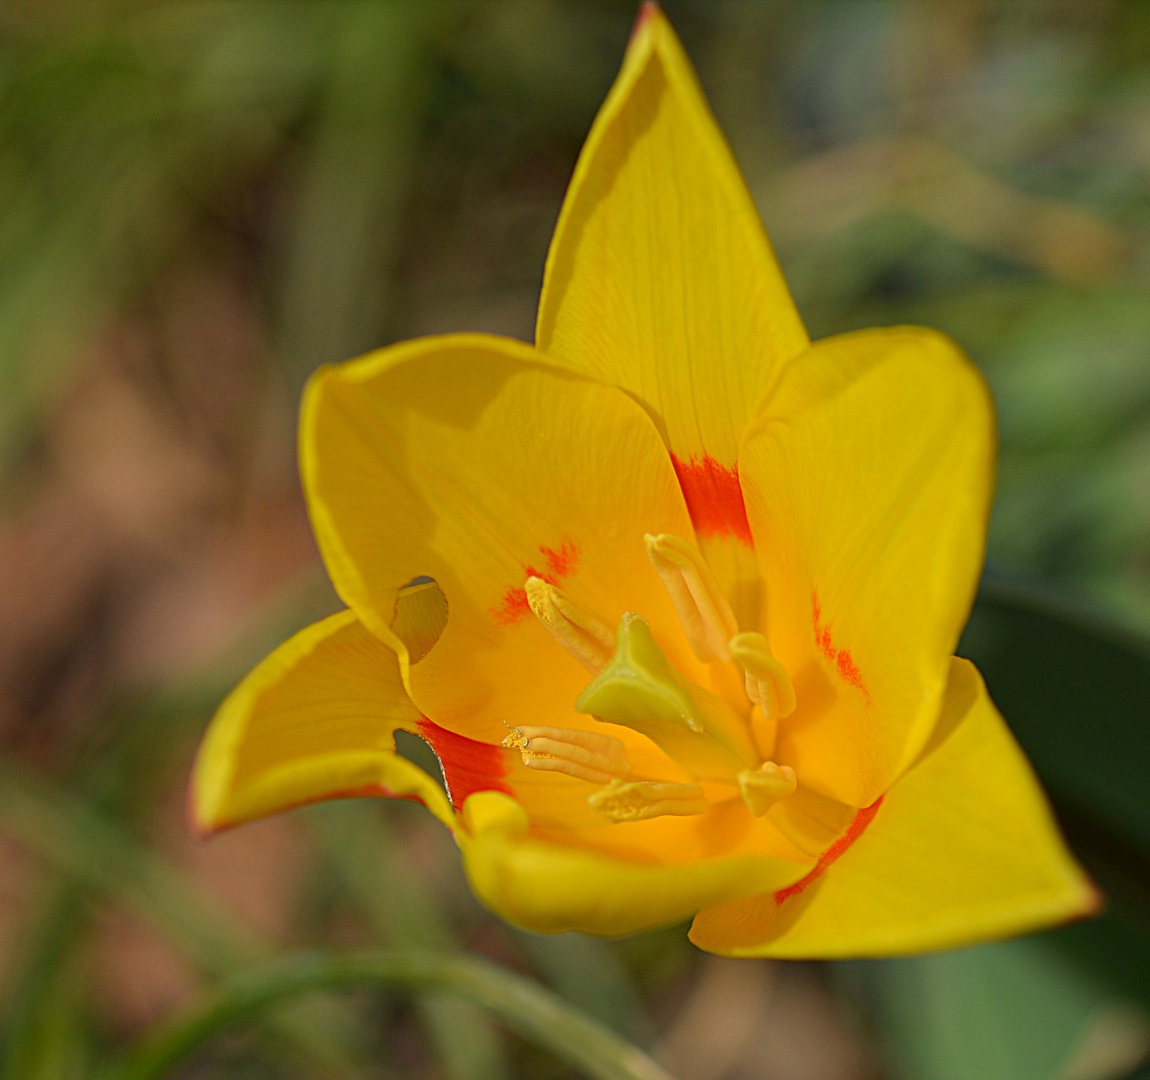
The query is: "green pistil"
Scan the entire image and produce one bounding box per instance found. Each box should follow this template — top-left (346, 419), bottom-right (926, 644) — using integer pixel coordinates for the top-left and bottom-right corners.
top-left (575, 613), bottom-right (758, 782)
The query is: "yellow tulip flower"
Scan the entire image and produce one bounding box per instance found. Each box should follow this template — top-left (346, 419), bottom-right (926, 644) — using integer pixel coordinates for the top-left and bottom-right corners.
top-left (192, 3), bottom-right (1097, 956)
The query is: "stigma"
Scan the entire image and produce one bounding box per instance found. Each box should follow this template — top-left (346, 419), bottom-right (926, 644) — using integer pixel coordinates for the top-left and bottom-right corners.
top-left (575, 612), bottom-right (759, 782)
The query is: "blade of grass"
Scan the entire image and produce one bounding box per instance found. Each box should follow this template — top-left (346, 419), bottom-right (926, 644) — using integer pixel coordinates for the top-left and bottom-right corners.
top-left (105, 949), bottom-right (678, 1080)
top-left (0, 881), bottom-right (90, 1080)
top-left (0, 759), bottom-right (366, 1077)
top-left (308, 801), bottom-right (509, 1080)
top-left (0, 760), bottom-right (252, 971)
top-left (512, 930), bottom-right (655, 1048)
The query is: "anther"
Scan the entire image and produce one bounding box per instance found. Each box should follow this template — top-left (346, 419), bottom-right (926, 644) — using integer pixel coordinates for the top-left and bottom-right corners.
top-left (738, 762), bottom-right (797, 817)
top-left (644, 533), bottom-right (738, 663)
top-left (502, 725), bottom-right (631, 784)
top-left (728, 632), bottom-right (796, 721)
top-left (525, 577), bottom-right (615, 673)
top-left (589, 779), bottom-right (708, 822)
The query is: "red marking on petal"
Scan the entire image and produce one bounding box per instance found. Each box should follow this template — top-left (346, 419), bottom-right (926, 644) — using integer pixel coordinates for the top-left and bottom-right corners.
top-left (490, 537), bottom-right (580, 625)
top-left (835, 649), bottom-right (865, 693)
top-left (493, 587), bottom-right (531, 625)
top-left (670, 454), bottom-right (753, 544)
top-left (541, 538), bottom-right (579, 579)
top-left (192, 783), bottom-right (428, 839)
top-left (812, 591), bottom-right (869, 701)
top-left (418, 718), bottom-right (513, 810)
top-left (774, 797), bottom-right (884, 905)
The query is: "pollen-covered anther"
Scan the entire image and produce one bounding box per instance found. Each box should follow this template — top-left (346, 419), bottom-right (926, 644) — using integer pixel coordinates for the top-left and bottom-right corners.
top-left (501, 725), bottom-right (631, 784)
top-left (524, 577), bottom-right (615, 673)
top-left (738, 762), bottom-right (797, 817)
top-left (729, 631), bottom-right (797, 721)
top-left (589, 779), bottom-right (708, 823)
top-left (644, 533), bottom-right (738, 663)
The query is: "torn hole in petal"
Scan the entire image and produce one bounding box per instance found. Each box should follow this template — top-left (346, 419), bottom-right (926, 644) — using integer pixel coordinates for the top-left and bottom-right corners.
top-left (393, 728), bottom-right (448, 797)
top-left (391, 576), bottom-right (448, 662)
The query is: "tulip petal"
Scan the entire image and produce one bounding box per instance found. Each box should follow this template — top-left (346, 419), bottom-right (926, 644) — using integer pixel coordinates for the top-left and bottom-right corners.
top-left (301, 333), bottom-right (710, 766)
top-left (535, 5), bottom-right (808, 626)
top-left (537, 4), bottom-right (806, 464)
top-left (191, 610), bottom-right (454, 834)
top-left (458, 790), bottom-right (809, 936)
top-left (739, 326), bottom-right (995, 805)
top-left (688, 658), bottom-right (1097, 958)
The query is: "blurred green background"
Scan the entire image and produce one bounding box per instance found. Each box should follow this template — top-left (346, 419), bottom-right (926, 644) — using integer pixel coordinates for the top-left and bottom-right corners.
top-left (0, 1), bottom-right (1148, 1078)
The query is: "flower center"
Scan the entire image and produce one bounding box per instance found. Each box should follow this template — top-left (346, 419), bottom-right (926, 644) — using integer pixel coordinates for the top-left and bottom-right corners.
top-left (502, 533), bottom-right (799, 823)
top-left (575, 612), bottom-right (758, 781)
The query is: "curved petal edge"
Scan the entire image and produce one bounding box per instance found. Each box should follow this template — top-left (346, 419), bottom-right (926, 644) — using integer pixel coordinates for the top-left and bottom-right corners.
top-left (191, 610), bottom-right (454, 835)
top-left (688, 657), bottom-right (1098, 957)
top-left (458, 790), bottom-right (809, 937)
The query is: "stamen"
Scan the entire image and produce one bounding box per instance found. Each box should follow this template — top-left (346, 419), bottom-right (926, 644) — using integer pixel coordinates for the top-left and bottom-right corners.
top-left (644, 533), bottom-right (738, 663)
top-left (525, 577), bottom-right (615, 673)
top-left (738, 762), bottom-right (797, 817)
top-left (589, 779), bottom-right (708, 822)
top-left (502, 725), bottom-right (631, 784)
top-left (749, 703), bottom-right (779, 761)
top-left (729, 632), bottom-right (796, 721)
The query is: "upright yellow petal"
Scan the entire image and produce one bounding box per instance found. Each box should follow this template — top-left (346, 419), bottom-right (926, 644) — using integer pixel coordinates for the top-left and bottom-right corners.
top-left (537, 3), bottom-right (806, 460)
top-left (301, 333), bottom-right (708, 761)
top-left (192, 611), bottom-right (454, 834)
top-left (739, 326), bottom-right (995, 806)
top-left (689, 659), bottom-right (1096, 958)
top-left (535, 4), bottom-right (808, 625)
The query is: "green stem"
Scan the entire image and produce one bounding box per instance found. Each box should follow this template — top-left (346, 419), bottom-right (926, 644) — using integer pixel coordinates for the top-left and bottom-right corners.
top-left (107, 950), bottom-right (677, 1080)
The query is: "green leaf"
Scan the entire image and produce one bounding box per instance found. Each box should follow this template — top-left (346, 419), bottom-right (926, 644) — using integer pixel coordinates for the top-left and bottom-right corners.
top-left (960, 581), bottom-right (1150, 869)
top-left (857, 934), bottom-right (1149, 1080)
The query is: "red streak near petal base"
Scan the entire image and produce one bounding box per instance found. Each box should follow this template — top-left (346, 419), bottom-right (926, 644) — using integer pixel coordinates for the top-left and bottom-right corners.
top-left (812, 591), bottom-right (869, 700)
top-left (671, 453), bottom-right (754, 544)
top-left (774, 797), bottom-right (884, 905)
top-left (418, 718), bottom-right (513, 809)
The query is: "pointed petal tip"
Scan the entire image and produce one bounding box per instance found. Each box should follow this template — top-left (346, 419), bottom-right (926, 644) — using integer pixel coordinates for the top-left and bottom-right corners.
top-left (1082, 880), bottom-right (1107, 917)
top-left (185, 783), bottom-right (227, 841)
top-left (631, 1), bottom-right (662, 41)
top-left (186, 744), bottom-right (226, 841)
top-left (190, 816), bottom-right (228, 842)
